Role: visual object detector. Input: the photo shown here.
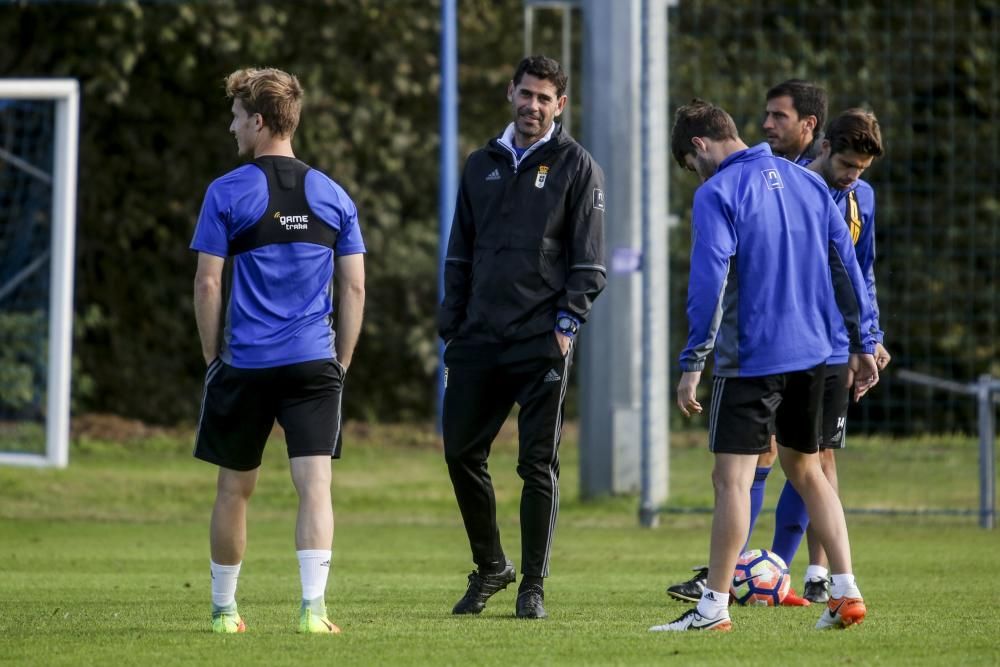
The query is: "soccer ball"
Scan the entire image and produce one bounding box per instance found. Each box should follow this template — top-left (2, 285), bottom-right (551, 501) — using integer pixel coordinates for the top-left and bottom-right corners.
top-left (729, 549), bottom-right (790, 606)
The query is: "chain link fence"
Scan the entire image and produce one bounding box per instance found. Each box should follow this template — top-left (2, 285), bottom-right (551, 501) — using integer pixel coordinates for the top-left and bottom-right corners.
top-left (667, 0), bottom-right (999, 435)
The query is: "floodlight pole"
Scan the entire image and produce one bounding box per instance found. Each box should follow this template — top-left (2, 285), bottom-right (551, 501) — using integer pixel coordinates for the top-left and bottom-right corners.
top-left (574, 0), bottom-right (669, 521)
top-left (521, 0), bottom-right (670, 523)
top-left (637, 0), bottom-right (670, 528)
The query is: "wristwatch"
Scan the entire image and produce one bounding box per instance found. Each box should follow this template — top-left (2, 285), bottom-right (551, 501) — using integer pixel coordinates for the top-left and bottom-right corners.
top-left (556, 315), bottom-right (579, 337)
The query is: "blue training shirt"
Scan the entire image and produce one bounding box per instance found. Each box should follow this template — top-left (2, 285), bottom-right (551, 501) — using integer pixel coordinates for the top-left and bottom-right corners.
top-left (190, 162), bottom-right (366, 369)
top-left (679, 143), bottom-right (877, 377)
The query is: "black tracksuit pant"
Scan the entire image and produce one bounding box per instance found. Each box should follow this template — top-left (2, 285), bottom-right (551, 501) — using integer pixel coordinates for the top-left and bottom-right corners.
top-left (442, 332), bottom-right (573, 579)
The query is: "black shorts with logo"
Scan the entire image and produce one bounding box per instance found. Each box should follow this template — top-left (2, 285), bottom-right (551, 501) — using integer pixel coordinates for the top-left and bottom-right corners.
top-left (194, 358), bottom-right (346, 471)
top-left (707, 364), bottom-right (826, 455)
top-left (820, 363), bottom-right (850, 449)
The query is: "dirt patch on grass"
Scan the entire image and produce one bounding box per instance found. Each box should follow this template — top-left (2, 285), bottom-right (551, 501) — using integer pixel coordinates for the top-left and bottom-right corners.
top-left (66, 414), bottom-right (581, 452)
top-left (71, 413), bottom-right (180, 443)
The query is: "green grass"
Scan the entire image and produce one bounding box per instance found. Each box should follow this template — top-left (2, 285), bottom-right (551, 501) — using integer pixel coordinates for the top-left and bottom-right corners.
top-left (1, 424), bottom-right (998, 665)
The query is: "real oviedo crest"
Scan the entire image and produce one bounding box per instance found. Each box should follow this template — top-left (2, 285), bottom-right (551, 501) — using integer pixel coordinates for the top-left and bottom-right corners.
top-left (535, 165), bottom-right (549, 189)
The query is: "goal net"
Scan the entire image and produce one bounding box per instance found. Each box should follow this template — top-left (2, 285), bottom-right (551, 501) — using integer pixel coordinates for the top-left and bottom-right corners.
top-left (0, 80), bottom-right (79, 468)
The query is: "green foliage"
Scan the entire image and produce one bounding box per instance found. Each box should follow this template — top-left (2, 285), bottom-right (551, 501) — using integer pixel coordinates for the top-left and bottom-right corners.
top-left (0, 0), bottom-right (525, 423)
top-left (1, 1), bottom-right (995, 429)
top-left (0, 306), bottom-right (96, 421)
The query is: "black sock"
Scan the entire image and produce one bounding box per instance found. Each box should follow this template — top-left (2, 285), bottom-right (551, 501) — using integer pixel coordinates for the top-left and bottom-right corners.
top-left (520, 575), bottom-right (543, 592)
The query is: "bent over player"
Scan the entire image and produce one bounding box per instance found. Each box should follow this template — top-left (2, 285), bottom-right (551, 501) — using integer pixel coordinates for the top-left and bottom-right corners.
top-left (666, 80), bottom-right (833, 607)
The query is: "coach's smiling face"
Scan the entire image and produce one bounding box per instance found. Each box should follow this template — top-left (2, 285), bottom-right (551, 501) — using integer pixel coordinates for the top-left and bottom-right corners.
top-left (507, 74), bottom-right (567, 149)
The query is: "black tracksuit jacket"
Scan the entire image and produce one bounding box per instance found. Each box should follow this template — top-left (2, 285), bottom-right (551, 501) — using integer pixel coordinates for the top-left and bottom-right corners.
top-left (438, 124), bottom-right (607, 343)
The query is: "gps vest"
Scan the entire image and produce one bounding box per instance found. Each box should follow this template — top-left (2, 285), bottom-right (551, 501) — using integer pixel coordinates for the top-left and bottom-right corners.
top-left (228, 156), bottom-right (339, 256)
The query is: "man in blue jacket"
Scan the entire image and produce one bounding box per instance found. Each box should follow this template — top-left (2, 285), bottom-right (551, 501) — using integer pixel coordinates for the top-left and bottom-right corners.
top-left (650, 100), bottom-right (878, 632)
top-left (666, 80), bottom-right (832, 607)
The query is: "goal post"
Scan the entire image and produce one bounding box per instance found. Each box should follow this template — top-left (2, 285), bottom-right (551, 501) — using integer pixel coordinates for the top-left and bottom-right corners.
top-left (0, 79), bottom-right (79, 468)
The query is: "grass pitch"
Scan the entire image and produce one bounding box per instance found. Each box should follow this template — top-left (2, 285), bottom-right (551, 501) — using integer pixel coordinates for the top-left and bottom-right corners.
top-left (1, 423), bottom-right (998, 665)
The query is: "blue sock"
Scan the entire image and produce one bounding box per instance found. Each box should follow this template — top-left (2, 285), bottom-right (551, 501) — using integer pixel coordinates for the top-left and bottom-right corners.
top-left (743, 466), bottom-right (771, 551)
top-left (771, 480), bottom-right (810, 566)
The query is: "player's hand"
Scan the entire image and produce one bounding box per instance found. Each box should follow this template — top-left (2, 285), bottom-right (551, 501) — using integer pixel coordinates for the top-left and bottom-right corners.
top-left (874, 343), bottom-right (891, 370)
top-left (676, 370), bottom-right (703, 417)
top-left (555, 332), bottom-right (572, 356)
top-left (848, 353), bottom-right (879, 402)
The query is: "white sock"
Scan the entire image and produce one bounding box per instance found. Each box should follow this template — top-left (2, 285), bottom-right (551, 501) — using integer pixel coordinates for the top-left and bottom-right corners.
top-left (804, 564), bottom-right (829, 583)
top-left (210, 560), bottom-right (241, 609)
top-left (830, 573), bottom-right (861, 599)
top-left (298, 549), bottom-right (332, 603)
top-left (696, 588), bottom-right (729, 618)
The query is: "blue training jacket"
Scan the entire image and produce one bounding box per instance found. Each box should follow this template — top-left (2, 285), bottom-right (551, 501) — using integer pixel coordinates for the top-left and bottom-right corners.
top-left (826, 178), bottom-right (883, 364)
top-left (679, 143), bottom-right (878, 377)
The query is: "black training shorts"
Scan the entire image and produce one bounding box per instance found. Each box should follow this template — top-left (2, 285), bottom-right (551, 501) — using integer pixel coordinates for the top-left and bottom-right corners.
top-left (820, 363), bottom-right (850, 449)
top-left (707, 364), bottom-right (826, 455)
top-left (194, 357), bottom-right (345, 471)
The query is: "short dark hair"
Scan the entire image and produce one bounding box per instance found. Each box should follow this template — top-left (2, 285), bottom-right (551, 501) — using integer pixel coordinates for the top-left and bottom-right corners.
top-left (670, 99), bottom-right (739, 168)
top-left (512, 55), bottom-right (568, 97)
top-left (825, 108), bottom-right (884, 158)
top-left (766, 79), bottom-right (828, 133)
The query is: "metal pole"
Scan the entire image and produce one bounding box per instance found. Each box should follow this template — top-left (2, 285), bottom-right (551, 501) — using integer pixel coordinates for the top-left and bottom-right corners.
top-left (638, 0), bottom-right (656, 527)
top-left (561, 7), bottom-right (572, 134)
top-left (579, 0), bottom-right (644, 499)
top-left (437, 0), bottom-right (458, 431)
top-left (524, 5), bottom-right (533, 55)
top-left (638, 0), bottom-right (669, 527)
top-left (524, 2), bottom-right (573, 132)
top-left (636, 0), bottom-right (654, 527)
top-left (976, 375), bottom-right (996, 529)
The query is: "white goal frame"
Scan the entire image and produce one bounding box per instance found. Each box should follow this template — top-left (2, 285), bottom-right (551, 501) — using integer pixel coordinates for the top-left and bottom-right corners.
top-left (0, 79), bottom-right (79, 468)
